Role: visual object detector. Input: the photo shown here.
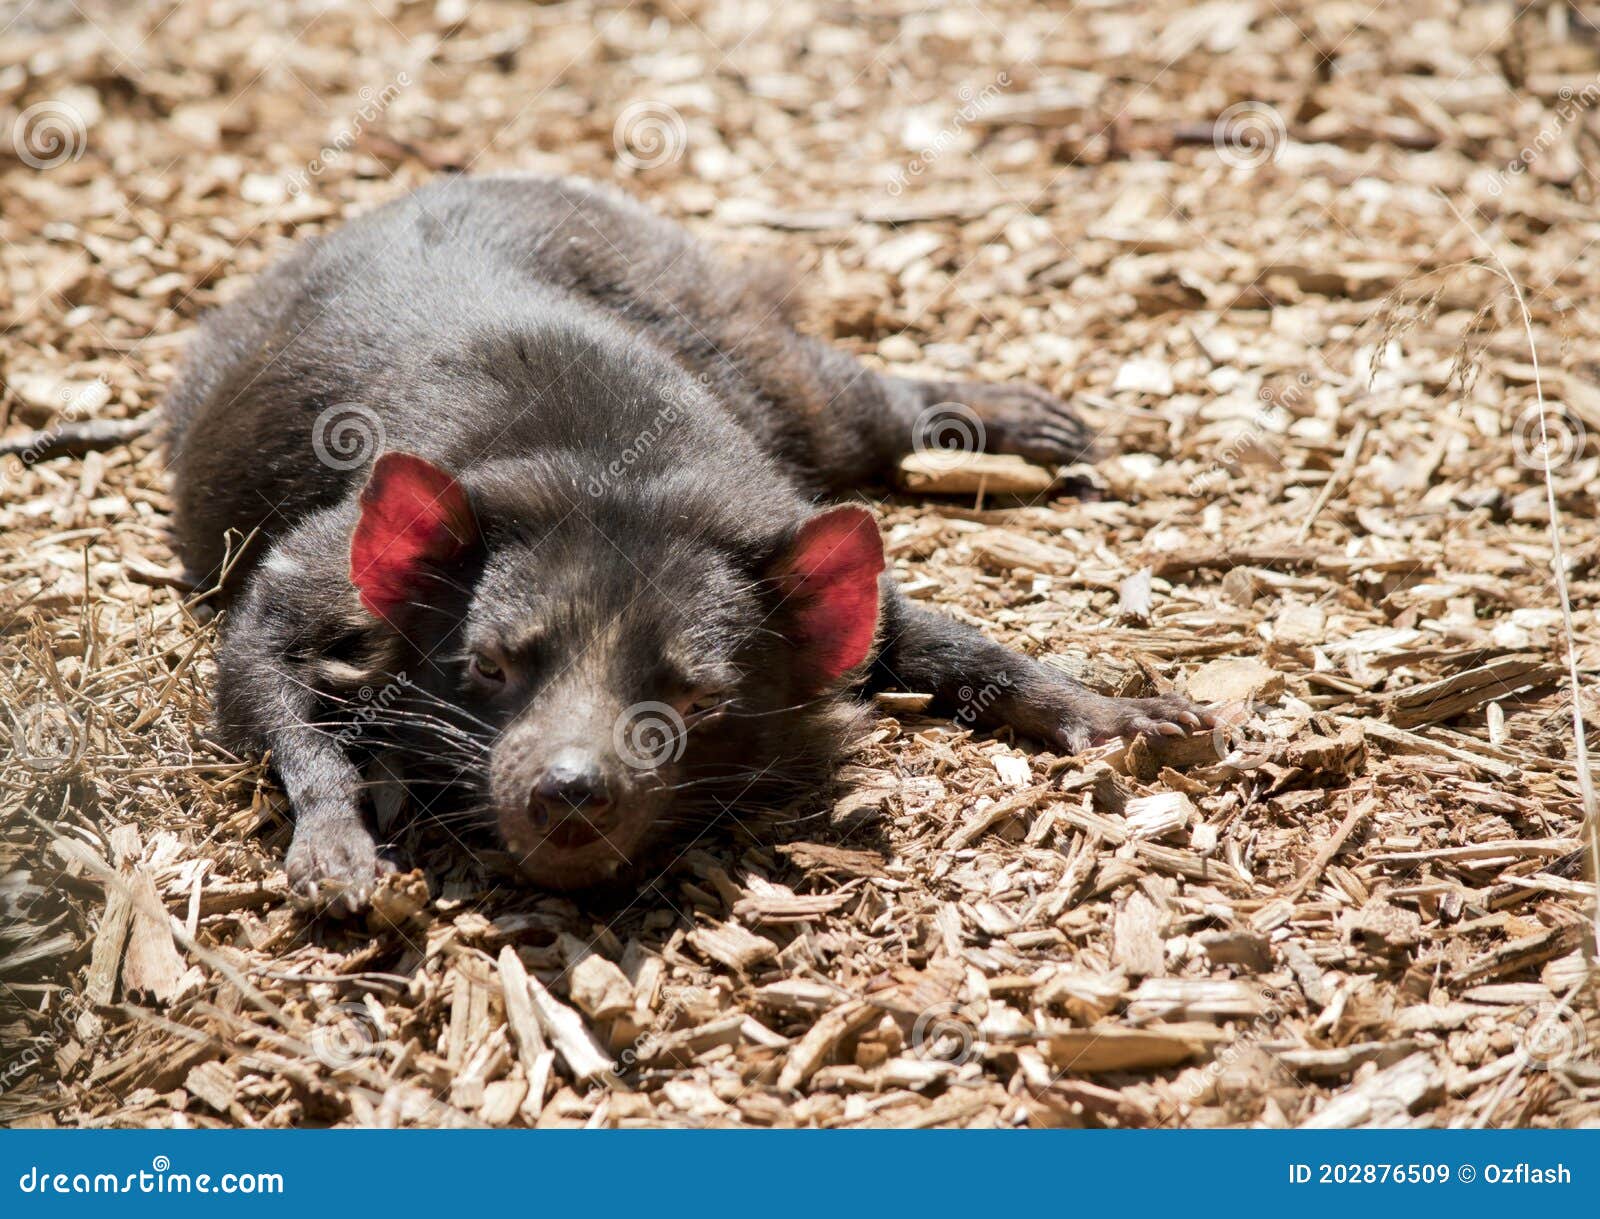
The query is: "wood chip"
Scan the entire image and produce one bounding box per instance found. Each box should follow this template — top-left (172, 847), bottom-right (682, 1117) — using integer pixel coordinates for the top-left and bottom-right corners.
top-left (1300, 1053), bottom-right (1441, 1128)
top-left (568, 954), bottom-right (635, 1021)
top-left (1111, 891), bottom-right (1166, 977)
top-left (120, 869), bottom-right (197, 1005)
top-left (777, 1001), bottom-right (878, 1090)
top-left (897, 453), bottom-right (1056, 497)
top-left (512, 957), bottom-right (618, 1088)
top-left (687, 921), bottom-right (779, 973)
top-left (1043, 1025), bottom-right (1205, 1073)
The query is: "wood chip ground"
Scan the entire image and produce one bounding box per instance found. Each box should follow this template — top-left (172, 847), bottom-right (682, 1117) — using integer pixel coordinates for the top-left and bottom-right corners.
top-left (2, 0), bottom-right (1598, 1128)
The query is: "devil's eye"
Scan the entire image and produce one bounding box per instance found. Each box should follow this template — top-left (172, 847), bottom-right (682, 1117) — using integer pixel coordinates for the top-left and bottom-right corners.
top-left (684, 690), bottom-right (727, 719)
top-left (469, 652), bottom-right (505, 684)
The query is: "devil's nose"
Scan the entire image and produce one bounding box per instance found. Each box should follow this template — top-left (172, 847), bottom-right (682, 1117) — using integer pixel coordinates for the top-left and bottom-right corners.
top-left (529, 752), bottom-right (613, 818)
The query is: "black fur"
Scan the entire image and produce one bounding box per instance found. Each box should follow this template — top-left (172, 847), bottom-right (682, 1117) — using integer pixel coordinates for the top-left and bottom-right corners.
top-left (167, 174), bottom-right (1207, 912)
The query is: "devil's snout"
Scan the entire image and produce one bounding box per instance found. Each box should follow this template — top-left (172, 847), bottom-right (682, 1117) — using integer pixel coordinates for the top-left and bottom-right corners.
top-left (524, 747), bottom-right (621, 848)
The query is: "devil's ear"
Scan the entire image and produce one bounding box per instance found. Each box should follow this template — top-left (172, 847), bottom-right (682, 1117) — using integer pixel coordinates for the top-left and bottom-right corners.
top-left (770, 505), bottom-right (884, 688)
top-left (349, 452), bottom-right (477, 623)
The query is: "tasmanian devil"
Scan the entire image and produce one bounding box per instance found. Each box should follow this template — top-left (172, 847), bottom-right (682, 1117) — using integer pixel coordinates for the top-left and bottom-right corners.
top-left (166, 174), bottom-right (1210, 913)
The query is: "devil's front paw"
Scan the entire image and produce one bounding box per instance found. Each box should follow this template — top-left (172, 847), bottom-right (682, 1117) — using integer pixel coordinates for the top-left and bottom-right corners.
top-left (285, 815), bottom-right (396, 916)
top-left (942, 381), bottom-right (1098, 466)
top-left (1050, 691), bottom-right (1213, 754)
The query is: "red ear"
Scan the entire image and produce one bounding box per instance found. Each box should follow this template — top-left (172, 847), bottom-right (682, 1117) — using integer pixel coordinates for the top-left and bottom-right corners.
top-left (773, 505), bottom-right (884, 687)
top-left (349, 452), bottom-right (477, 623)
